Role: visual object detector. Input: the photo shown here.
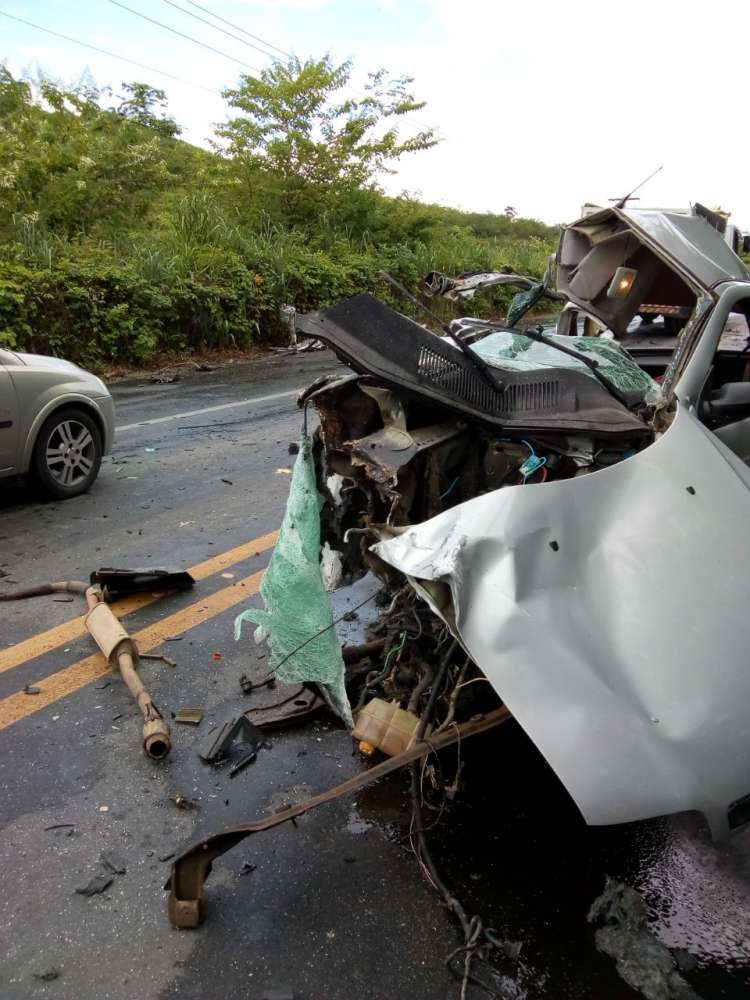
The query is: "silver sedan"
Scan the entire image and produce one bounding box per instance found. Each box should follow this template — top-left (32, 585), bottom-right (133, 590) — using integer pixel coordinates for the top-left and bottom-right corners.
top-left (0, 348), bottom-right (115, 499)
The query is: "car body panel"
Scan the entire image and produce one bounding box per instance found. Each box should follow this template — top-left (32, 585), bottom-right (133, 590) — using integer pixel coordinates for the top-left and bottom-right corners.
top-left (556, 207), bottom-right (750, 339)
top-left (372, 402), bottom-right (750, 839)
top-left (303, 203), bottom-right (750, 839)
top-left (0, 366), bottom-right (19, 472)
top-left (0, 351), bottom-right (115, 480)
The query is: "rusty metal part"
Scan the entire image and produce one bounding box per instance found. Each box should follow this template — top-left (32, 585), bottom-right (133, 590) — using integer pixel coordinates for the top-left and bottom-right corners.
top-left (166, 706), bottom-right (511, 928)
top-left (0, 580), bottom-right (89, 601)
top-left (140, 652), bottom-right (177, 668)
top-left (172, 795), bottom-right (199, 810)
top-left (83, 586), bottom-right (171, 759)
top-left (243, 683), bottom-right (324, 730)
top-left (175, 708), bottom-right (204, 725)
top-left (2, 576), bottom-right (174, 759)
top-left (341, 639), bottom-right (385, 663)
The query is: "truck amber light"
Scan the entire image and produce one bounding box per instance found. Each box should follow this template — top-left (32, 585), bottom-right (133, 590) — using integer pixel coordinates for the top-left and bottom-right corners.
top-left (607, 266), bottom-right (638, 298)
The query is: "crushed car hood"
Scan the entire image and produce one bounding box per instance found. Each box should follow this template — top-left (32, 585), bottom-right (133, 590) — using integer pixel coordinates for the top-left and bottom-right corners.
top-left (297, 294), bottom-right (651, 439)
top-left (372, 402), bottom-right (750, 839)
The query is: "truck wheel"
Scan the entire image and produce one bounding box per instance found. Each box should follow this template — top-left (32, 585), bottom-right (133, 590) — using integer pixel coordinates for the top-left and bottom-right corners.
top-left (32, 407), bottom-right (103, 499)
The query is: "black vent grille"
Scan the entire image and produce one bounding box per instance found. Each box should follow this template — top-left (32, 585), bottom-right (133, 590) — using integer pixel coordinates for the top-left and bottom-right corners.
top-left (501, 380), bottom-right (560, 412)
top-left (417, 346), bottom-right (562, 414)
top-left (417, 346), bottom-right (500, 410)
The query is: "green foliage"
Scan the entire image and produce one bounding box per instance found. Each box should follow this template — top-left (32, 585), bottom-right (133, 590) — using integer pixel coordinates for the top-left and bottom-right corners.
top-left (0, 61), bottom-right (559, 368)
top-left (116, 81), bottom-right (181, 139)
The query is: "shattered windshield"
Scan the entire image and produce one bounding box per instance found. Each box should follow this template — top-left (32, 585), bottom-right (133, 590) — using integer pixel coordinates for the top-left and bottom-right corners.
top-left (471, 330), bottom-right (660, 395)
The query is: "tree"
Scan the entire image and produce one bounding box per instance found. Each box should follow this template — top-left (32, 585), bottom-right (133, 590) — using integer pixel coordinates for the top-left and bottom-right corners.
top-left (117, 81), bottom-right (181, 138)
top-left (216, 56), bottom-right (437, 189)
top-left (504, 205), bottom-right (517, 220)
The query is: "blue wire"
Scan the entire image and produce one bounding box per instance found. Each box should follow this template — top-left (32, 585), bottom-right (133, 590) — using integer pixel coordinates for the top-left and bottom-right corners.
top-left (519, 440), bottom-right (546, 481)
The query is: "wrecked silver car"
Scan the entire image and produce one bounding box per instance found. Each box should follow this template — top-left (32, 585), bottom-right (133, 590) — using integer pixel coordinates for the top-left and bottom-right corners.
top-left (297, 205), bottom-right (750, 841)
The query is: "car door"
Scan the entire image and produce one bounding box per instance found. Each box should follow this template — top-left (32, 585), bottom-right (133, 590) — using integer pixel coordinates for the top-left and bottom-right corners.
top-left (675, 288), bottom-right (750, 463)
top-left (0, 352), bottom-right (20, 472)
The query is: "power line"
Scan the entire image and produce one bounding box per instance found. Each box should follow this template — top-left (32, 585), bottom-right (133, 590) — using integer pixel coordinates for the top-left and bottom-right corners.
top-left (1, 6), bottom-right (445, 142)
top-left (165, 1), bottom-right (442, 139)
top-left (108, 0), bottom-right (263, 75)
top-left (0, 9), bottom-right (217, 94)
top-left (161, 0), bottom-right (281, 63)
top-left (183, 0), bottom-right (291, 59)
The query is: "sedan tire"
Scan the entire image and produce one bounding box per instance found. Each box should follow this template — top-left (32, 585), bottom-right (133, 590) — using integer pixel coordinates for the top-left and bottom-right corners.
top-left (32, 407), bottom-right (103, 499)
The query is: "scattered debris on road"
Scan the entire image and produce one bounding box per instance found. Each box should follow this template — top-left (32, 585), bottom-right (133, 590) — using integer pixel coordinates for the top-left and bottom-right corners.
top-left (198, 715), bottom-right (261, 776)
top-left (589, 877), bottom-right (700, 1000)
top-left (100, 850), bottom-right (127, 875)
top-left (174, 707), bottom-right (204, 725)
top-left (171, 794), bottom-right (199, 811)
top-left (140, 651), bottom-right (177, 668)
top-left (76, 874), bottom-right (114, 897)
top-left (0, 565), bottom-right (197, 758)
top-left (166, 708), bottom-right (509, 926)
top-left (33, 968), bottom-right (61, 982)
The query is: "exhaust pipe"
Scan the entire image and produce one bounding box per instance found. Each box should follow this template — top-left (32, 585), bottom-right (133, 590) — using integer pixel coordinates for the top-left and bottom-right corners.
top-left (1, 579), bottom-right (172, 759)
top-left (83, 587), bottom-right (171, 759)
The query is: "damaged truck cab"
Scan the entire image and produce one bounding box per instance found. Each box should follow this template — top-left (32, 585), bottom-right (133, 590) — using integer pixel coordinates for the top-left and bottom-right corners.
top-left (298, 205), bottom-right (750, 840)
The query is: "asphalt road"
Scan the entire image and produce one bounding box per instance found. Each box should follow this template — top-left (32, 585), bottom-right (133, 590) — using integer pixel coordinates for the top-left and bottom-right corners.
top-left (1, 350), bottom-right (749, 1000)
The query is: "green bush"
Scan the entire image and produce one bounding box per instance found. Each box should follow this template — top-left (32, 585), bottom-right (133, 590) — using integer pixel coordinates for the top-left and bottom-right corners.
top-left (0, 65), bottom-right (559, 367)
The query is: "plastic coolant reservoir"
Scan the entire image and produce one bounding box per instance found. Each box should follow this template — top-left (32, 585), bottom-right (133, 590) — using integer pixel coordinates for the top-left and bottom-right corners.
top-left (352, 698), bottom-right (420, 757)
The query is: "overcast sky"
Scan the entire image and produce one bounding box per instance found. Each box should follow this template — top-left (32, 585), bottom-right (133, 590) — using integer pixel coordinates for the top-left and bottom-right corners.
top-left (2, 0), bottom-right (749, 226)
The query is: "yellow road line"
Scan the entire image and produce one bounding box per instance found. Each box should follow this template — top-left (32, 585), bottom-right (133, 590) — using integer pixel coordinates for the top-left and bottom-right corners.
top-left (0, 530), bottom-right (277, 674)
top-left (0, 570), bottom-right (264, 730)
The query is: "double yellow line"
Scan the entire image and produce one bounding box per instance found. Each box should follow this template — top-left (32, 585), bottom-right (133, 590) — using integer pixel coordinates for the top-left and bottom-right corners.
top-left (0, 530), bottom-right (278, 730)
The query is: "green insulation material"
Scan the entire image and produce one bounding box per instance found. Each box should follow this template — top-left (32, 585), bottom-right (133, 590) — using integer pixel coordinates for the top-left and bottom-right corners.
top-left (472, 330), bottom-right (659, 394)
top-left (234, 436), bottom-right (352, 726)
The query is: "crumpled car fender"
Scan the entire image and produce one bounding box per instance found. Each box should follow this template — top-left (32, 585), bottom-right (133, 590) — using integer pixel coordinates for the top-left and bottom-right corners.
top-left (372, 403), bottom-right (750, 838)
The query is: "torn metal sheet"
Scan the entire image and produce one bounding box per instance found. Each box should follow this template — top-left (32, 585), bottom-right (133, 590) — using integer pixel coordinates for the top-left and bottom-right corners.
top-left (372, 402), bottom-right (750, 839)
top-left (424, 270), bottom-right (548, 301)
top-left (243, 683), bottom-right (325, 729)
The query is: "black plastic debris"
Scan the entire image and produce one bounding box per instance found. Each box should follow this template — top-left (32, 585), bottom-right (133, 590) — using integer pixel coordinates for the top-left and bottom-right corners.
top-left (75, 874), bottom-right (113, 896)
top-left (89, 567), bottom-right (195, 598)
top-left (198, 716), bottom-right (261, 777)
top-left (33, 968), bottom-right (61, 982)
top-left (100, 850), bottom-right (127, 875)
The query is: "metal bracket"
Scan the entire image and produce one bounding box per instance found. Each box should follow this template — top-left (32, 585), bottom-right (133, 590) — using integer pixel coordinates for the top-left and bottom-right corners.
top-left (166, 707), bottom-right (510, 927)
